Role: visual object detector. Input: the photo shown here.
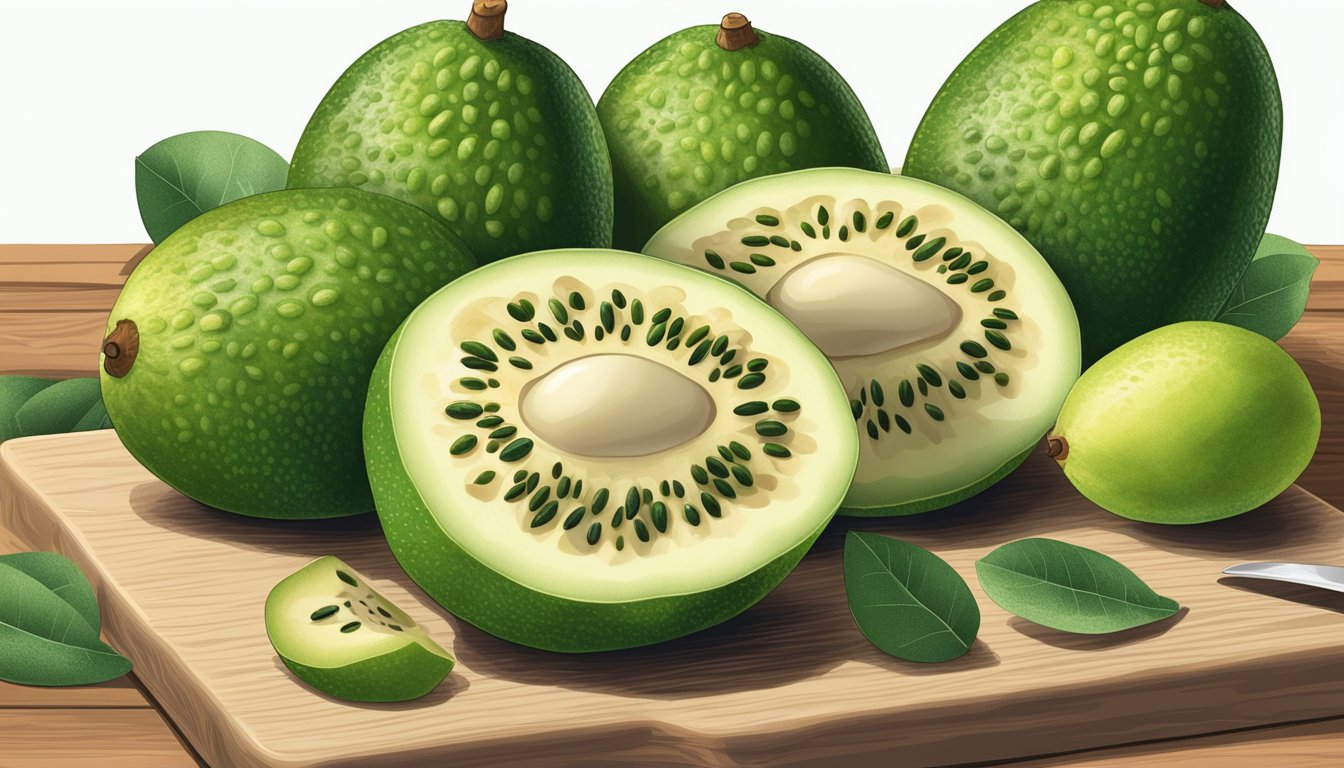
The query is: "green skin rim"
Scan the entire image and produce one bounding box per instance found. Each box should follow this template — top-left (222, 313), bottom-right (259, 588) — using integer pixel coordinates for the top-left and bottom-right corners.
top-left (276, 643), bottom-right (453, 703)
top-left (364, 322), bottom-right (831, 653)
top-left (839, 444), bottom-right (1035, 517)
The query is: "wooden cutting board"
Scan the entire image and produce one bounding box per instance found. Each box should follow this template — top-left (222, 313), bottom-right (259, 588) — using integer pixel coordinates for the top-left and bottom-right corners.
top-left (2, 430), bottom-right (1343, 768)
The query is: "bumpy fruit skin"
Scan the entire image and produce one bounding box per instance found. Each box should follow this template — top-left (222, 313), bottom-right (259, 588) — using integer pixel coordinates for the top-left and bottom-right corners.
top-left (904, 0), bottom-right (1282, 365)
top-left (289, 21), bottom-right (613, 263)
top-left (598, 26), bottom-right (888, 250)
top-left (101, 189), bottom-right (474, 519)
top-left (1053, 322), bottom-right (1319, 524)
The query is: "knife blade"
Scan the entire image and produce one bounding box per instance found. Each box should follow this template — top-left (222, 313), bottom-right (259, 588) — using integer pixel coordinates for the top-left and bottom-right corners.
top-left (1222, 562), bottom-right (1344, 594)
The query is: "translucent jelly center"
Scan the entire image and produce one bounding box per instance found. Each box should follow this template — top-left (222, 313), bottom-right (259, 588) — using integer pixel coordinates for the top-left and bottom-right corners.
top-left (766, 253), bottom-right (962, 358)
top-left (519, 354), bottom-right (715, 458)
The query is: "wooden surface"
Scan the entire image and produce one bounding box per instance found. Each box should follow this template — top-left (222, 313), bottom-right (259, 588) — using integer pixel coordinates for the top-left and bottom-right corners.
top-left (0, 244), bottom-right (1341, 768)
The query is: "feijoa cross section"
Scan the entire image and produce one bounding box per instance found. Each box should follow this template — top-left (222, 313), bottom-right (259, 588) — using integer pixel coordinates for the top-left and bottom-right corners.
top-left (363, 250), bottom-right (858, 652)
top-left (266, 556), bottom-right (454, 702)
top-left (645, 168), bottom-right (1081, 516)
top-left (289, 1), bottom-right (613, 262)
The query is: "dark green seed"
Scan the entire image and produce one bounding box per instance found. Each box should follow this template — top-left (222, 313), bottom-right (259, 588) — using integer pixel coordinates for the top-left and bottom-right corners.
top-left (947, 273), bottom-right (969, 285)
top-left (475, 414), bottom-right (503, 427)
top-left (895, 414), bottom-right (912, 434)
top-left (717, 445), bottom-right (734, 462)
top-left (870, 380), bottom-right (885, 407)
top-left (551, 462), bottom-right (562, 479)
top-left (499, 438), bottom-right (533, 462)
top-left (592, 488), bottom-right (610, 514)
top-left (723, 364), bottom-right (743, 379)
top-left (599, 302), bottom-right (616, 331)
top-left (925, 404), bottom-right (946, 421)
top-left (738, 373), bottom-right (766, 389)
top-left (977, 360), bottom-right (996, 374)
top-left (709, 369), bottom-right (722, 383)
top-left (572, 480), bottom-right (583, 498)
top-left (996, 372), bottom-right (1011, 386)
top-left (852, 210), bottom-right (867, 232)
top-left (507, 301), bottom-right (533, 322)
top-left (895, 215), bottom-right (918, 237)
top-left (706, 457), bottom-right (729, 478)
top-left (538, 323), bottom-right (558, 342)
top-left (683, 504), bottom-right (701, 525)
top-left (731, 465), bottom-right (753, 487)
top-left (565, 324), bottom-right (584, 342)
top-left (340, 621), bottom-right (362, 633)
top-left (586, 523), bottom-right (602, 546)
top-left (745, 358), bottom-right (767, 373)
top-left (817, 206), bottom-right (830, 225)
top-left (756, 420), bottom-right (788, 437)
top-left (860, 387), bottom-right (868, 405)
top-left (917, 364), bottom-right (943, 387)
top-left (851, 398), bottom-right (863, 419)
top-left (755, 214), bottom-right (780, 226)
top-left (450, 435), bottom-right (477, 455)
top-left (613, 535), bottom-right (624, 551)
top-left (772, 398), bottom-right (800, 413)
top-left (625, 487), bottom-right (641, 517)
top-left (460, 378), bottom-right (487, 391)
top-left (569, 291), bottom-right (585, 310)
top-left (800, 221), bottom-right (817, 238)
top-left (767, 235), bottom-right (788, 248)
top-left (488, 378), bottom-right (500, 388)
top-left (651, 502), bottom-right (669, 533)
top-left (310, 605), bottom-right (339, 621)
top-left (656, 480), bottom-right (669, 497)
top-left (634, 519), bottom-right (651, 542)
top-left (650, 308), bottom-right (673, 325)
top-left (839, 225), bottom-right (850, 241)
top-left (445, 401), bottom-right (484, 420)
top-left (730, 261), bottom-right (756, 274)
top-left (899, 380), bottom-right (915, 407)
top-left (563, 507), bottom-right (586, 530)
top-left (713, 479), bottom-right (737, 499)
top-left (595, 326), bottom-right (606, 341)
top-left (877, 410), bottom-right (890, 432)
top-left (790, 240), bottom-right (802, 251)
top-left (556, 477), bottom-right (571, 497)
top-left (528, 486), bottom-right (551, 512)
top-left (673, 480), bottom-right (685, 497)
top-left (611, 289), bottom-right (626, 308)
top-left (485, 403), bottom-right (501, 412)
top-left (949, 381), bottom-right (967, 399)
top-left (961, 340), bottom-right (989, 358)
top-left (460, 341), bottom-right (497, 362)
top-left (988, 290), bottom-right (1007, 302)
top-left (701, 492), bottom-right (722, 517)
top-left (985, 330), bottom-right (1012, 350)
top-left (486, 440), bottom-right (500, 453)
top-left (762, 443), bottom-right (791, 458)
top-left (630, 300), bottom-right (644, 324)
top-left (735, 400), bottom-right (768, 416)
top-left (613, 509), bottom-right (625, 527)
top-left (666, 336), bottom-right (680, 352)
top-left (504, 482), bottom-right (528, 501)
top-left (521, 329), bottom-right (545, 344)
top-left (685, 326), bottom-right (710, 346)
top-left (720, 349), bottom-right (738, 366)
top-left (950, 252), bottom-right (973, 270)
top-left (730, 441), bottom-right (751, 460)
top-left (912, 237), bottom-right (947, 262)
top-left (621, 325), bottom-right (632, 341)
top-left (548, 298), bottom-right (568, 324)
top-left (942, 247), bottom-right (965, 262)
top-left (823, 225), bottom-right (831, 239)
top-left (689, 339), bottom-right (713, 365)
top-left (667, 318), bottom-right (684, 339)
top-left (749, 253), bottom-right (775, 267)
top-left (971, 279), bottom-right (995, 293)
top-left (993, 308), bottom-right (1019, 320)
top-left (526, 472), bottom-right (540, 492)
top-left (691, 464), bottom-right (709, 484)
top-left (711, 335), bottom-right (729, 356)
top-left (906, 233), bottom-right (927, 251)
top-left (530, 501), bottom-right (559, 528)
top-left (741, 235), bottom-right (770, 247)
top-left (461, 357), bottom-right (498, 372)
top-left (866, 420), bottom-right (879, 439)
top-left (968, 261), bottom-right (990, 275)
top-left (474, 470), bottom-right (496, 485)
top-left (646, 322), bottom-right (667, 345)
top-left (509, 356), bottom-right (533, 370)
top-left (981, 318), bottom-right (1009, 330)
top-left (492, 329), bottom-right (517, 351)
top-left (957, 362), bottom-right (980, 380)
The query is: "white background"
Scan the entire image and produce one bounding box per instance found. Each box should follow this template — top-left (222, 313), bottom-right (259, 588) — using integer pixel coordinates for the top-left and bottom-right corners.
top-left (1, 0), bottom-right (1340, 244)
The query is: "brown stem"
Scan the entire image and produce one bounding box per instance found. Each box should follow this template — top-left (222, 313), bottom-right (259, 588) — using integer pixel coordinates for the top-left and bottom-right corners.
top-left (1046, 433), bottom-right (1069, 463)
top-left (467, 0), bottom-right (507, 40)
top-left (102, 319), bottom-right (140, 378)
top-left (716, 12), bottom-right (759, 51)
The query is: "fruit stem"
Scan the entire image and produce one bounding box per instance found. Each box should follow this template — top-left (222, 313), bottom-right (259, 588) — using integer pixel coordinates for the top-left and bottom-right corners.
top-left (716, 12), bottom-right (759, 51)
top-left (102, 319), bottom-right (140, 378)
top-left (1046, 433), bottom-right (1069, 463)
top-left (467, 0), bottom-right (507, 40)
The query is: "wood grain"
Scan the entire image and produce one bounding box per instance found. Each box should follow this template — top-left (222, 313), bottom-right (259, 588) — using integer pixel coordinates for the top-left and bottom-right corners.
top-left (0, 709), bottom-right (198, 768)
top-left (3, 431), bottom-right (1344, 768)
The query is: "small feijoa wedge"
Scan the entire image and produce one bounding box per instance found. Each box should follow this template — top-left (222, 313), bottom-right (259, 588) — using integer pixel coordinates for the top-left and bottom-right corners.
top-left (645, 168), bottom-right (1081, 515)
top-left (364, 250), bottom-right (857, 651)
top-left (266, 556), bottom-right (454, 702)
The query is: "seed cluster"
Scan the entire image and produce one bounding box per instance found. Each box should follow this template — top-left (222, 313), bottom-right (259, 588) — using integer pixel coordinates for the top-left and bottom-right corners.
top-left (444, 284), bottom-right (802, 553)
top-left (307, 569), bottom-right (405, 634)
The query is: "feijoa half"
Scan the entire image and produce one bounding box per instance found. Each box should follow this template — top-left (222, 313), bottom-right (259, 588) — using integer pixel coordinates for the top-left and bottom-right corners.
top-left (265, 556), bottom-right (455, 702)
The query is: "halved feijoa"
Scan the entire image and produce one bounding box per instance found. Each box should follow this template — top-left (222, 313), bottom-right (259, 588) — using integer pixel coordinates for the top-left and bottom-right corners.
top-left (645, 168), bottom-right (1081, 515)
top-left (364, 250), bottom-right (857, 651)
top-left (265, 556), bottom-right (454, 702)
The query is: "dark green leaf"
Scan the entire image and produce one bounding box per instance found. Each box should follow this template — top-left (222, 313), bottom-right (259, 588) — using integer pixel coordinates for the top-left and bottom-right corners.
top-left (0, 560), bottom-right (131, 686)
top-left (0, 552), bottom-right (101, 632)
top-left (71, 398), bottom-right (113, 432)
top-left (844, 532), bottom-right (979, 662)
top-left (13, 378), bottom-right (102, 438)
top-left (135, 131), bottom-right (288, 244)
top-left (0, 376), bottom-right (55, 442)
top-left (976, 538), bottom-right (1180, 634)
top-left (1215, 234), bottom-right (1319, 341)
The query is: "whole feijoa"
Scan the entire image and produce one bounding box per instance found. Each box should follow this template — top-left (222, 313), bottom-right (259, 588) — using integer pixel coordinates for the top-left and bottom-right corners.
top-left (1049, 322), bottom-right (1319, 524)
top-left (100, 188), bottom-right (474, 519)
top-left (904, 0), bottom-right (1282, 365)
top-left (288, 1), bottom-right (612, 263)
top-left (598, 12), bottom-right (887, 250)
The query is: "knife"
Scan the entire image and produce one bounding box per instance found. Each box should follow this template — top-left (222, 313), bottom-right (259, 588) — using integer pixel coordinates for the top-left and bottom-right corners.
top-left (1222, 562), bottom-right (1344, 594)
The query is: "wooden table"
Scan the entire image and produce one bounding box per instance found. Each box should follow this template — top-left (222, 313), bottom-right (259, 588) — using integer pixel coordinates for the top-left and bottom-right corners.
top-left (1, 244), bottom-right (1341, 767)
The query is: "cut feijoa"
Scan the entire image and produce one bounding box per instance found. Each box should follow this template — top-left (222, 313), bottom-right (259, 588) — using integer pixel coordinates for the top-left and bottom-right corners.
top-left (364, 250), bottom-right (857, 651)
top-left (645, 168), bottom-right (1081, 515)
top-left (266, 556), bottom-right (455, 702)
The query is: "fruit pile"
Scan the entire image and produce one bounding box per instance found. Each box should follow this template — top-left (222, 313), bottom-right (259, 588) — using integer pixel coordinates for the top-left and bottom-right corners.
top-left (81, 0), bottom-right (1322, 697)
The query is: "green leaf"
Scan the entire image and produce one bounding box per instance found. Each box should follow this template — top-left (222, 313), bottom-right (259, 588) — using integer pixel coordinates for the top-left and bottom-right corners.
top-left (135, 131), bottom-right (288, 244)
top-left (13, 378), bottom-right (102, 438)
top-left (1215, 233), bottom-right (1319, 341)
top-left (0, 376), bottom-right (55, 442)
top-left (844, 531), bottom-right (979, 662)
top-left (0, 552), bottom-right (101, 632)
top-left (976, 538), bottom-right (1179, 634)
top-left (0, 560), bottom-right (131, 686)
top-left (71, 398), bottom-right (113, 432)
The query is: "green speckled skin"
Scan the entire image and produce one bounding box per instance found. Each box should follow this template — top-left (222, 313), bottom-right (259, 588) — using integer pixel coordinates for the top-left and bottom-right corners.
top-left (1055, 322), bottom-right (1319, 523)
top-left (905, 0), bottom-right (1281, 365)
top-left (280, 645), bottom-right (453, 703)
top-left (101, 189), bottom-right (474, 519)
top-left (363, 323), bottom-right (827, 653)
top-left (289, 21), bottom-right (612, 263)
top-left (599, 26), bottom-right (887, 250)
